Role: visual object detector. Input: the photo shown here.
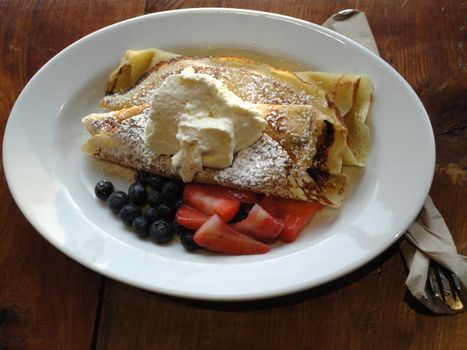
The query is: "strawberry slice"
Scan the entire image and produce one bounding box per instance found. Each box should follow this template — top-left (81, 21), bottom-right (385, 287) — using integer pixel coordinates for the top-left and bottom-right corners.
top-left (260, 196), bottom-right (321, 242)
top-left (194, 215), bottom-right (270, 255)
top-left (231, 204), bottom-right (284, 242)
top-left (175, 205), bottom-right (210, 230)
top-left (183, 183), bottom-right (240, 222)
top-left (259, 195), bottom-right (279, 217)
top-left (216, 186), bottom-right (259, 204)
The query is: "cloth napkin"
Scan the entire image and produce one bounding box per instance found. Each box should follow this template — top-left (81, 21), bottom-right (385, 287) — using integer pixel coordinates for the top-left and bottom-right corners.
top-left (322, 10), bottom-right (467, 314)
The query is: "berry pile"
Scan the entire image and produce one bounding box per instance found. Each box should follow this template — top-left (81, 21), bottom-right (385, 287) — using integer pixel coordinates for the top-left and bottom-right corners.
top-left (94, 171), bottom-right (199, 251)
top-left (175, 183), bottom-right (322, 255)
top-left (95, 173), bottom-right (322, 255)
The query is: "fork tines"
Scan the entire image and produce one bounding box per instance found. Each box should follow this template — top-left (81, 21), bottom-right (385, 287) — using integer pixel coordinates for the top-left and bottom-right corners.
top-left (427, 262), bottom-right (464, 311)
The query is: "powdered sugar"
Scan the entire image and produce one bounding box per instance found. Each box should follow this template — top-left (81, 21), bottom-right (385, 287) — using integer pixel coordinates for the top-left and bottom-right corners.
top-left (101, 58), bottom-right (317, 110)
top-left (94, 113), bottom-right (160, 171)
top-left (265, 108), bottom-right (288, 135)
top-left (92, 112), bottom-right (292, 196)
top-left (214, 134), bottom-right (291, 196)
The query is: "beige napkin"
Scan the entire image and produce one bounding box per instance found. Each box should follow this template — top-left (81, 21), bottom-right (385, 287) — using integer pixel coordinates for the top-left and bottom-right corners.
top-left (323, 10), bottom-right (466, 314)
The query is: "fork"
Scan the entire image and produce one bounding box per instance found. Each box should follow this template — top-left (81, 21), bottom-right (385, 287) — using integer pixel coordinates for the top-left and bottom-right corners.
top-left (426, 261), bottom-right (464, 311)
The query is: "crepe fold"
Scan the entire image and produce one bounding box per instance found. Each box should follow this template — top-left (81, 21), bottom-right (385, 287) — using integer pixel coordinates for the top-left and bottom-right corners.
top-left (82, 103), bottom-right (347, 207)
top-left (103, 49), bottom-right (373, 167)
top-left (81, 49), bottom-right (373, 207)
top-left (296, 71), bottom-right (373, 166)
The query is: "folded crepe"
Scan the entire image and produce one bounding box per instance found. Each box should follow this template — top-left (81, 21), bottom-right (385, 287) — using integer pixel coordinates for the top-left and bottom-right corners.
top-left (81, 49), bottom-right (373, 207)
top-left (296, 71), bottom-right (372, 166)
top-left (104, 49), bottom-right (373, 167)
top-left (82, 103), bottom-right (348, 207)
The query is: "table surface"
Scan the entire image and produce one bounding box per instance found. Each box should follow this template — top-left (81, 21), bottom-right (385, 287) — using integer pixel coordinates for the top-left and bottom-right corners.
top-left (1, 0), bottom-right (466, 349)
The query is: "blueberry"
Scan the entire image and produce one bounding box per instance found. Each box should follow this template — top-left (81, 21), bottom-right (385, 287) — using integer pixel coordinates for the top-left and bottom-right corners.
top-left (135, 170), bottom-right (165, 189)
top-left (230, 203), bottom-right (252, 223)
top-left (157, 203), bottom-right (175, 221)
top-left (132, 216), bottom-right (149, 238)
top-left (147, 175), bottom-right (167, 191)
top-left (108, 191), bottom-right (129, 214)
top-left (128, 182), bottom-right (147, 206)
top-left (119, 204), bottom-right (142, 226)
top-left (94, 180), bottom-right (114, 200)
top-left (149, 220), bottom-right (174, 243)
top-left (161, 180), bottom-right (184, 203)
top-left (147, 190), bottom-right (161, 208)
top-left (181, 234), bottom-right (199, 251)
top-left (144, 207), bottom-right (159, 223)
top-left (174, 199), bottom-right (183, 211)
top-left (172, 222), bottom-right (192, 236)
top-left (134, 170), bottom-right (150, 186)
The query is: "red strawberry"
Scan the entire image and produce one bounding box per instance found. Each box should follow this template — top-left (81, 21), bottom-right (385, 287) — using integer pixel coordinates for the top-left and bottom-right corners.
top-left (231, 204), bottom-right (284, 242)
top-left (260, 196), bottom-right (321, 242)
top-left (194, 215), bottom-right (270, 255)
top-left (216, 186), bottom-right (259, 204)
top-left (259, 195), bottom-right (279, 216)
top-left (183, 184), bottom-right (240, 222)
top-left (175, 205), bottom-right (210, 230)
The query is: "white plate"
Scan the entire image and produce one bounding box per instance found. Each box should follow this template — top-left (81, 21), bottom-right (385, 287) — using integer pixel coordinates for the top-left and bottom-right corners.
top-left (3, 8), bottom-right (435, 301)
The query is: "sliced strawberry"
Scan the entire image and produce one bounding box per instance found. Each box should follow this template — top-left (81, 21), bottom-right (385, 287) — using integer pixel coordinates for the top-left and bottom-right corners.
top-left (194, 215), bottom-right (270, 255)
top-left (260, 196), bottom-right (321, 242)
top-left (183, 183), bottom-right (240, 222)
top-left (259, 195), bottom-right (279, 217)
top-left (176, 205), bottom-right (210, 230)
top-left (278, 201), bottom-right (321, 242)
top-left (216, 186), bottom-right (259, 204)
top-left (231, 204), bottom-right (284, 242)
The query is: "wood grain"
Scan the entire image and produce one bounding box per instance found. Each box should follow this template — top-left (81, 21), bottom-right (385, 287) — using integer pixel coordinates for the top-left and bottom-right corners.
top-left (0, 0), bottom-right (466, 349)
top-left (96, 247), bottom-right (467, 350)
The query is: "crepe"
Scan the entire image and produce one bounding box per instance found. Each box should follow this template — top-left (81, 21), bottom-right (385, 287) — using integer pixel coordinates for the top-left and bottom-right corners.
top-left (81, 49), bottom-right (373, 207)
top-left (107, 49), bottom-right (180, 94)
top-left (296, 72), bottom-right (372, 166)
top-left (82, 104), bottom-right (348, 207)
top-left (104, 49), bottom-right (373, 167)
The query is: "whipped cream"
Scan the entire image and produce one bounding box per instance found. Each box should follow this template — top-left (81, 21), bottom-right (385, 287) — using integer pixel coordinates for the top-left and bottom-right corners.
top-left (145, 67), bottom-right (266, 182)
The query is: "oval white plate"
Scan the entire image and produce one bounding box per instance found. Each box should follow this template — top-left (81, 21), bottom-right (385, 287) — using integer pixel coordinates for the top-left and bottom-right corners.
top-left (3, 8), bottom-right (434, 301)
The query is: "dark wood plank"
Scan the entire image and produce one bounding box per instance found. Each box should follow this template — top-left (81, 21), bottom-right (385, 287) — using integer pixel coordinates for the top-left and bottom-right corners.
top-left (97, 247), bottom-right (466, 350)
top-left (0, 1), bottom-right (146, 349)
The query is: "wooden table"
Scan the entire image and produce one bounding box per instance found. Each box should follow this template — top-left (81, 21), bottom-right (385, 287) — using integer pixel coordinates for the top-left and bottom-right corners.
top-left (1, 1), bottom-right (466, 349)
